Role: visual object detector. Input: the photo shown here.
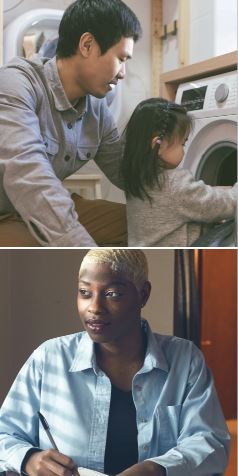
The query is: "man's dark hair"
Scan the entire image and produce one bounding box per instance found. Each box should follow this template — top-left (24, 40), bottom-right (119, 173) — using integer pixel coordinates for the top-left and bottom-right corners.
top-left (56, 0), bottom-right (142, 58)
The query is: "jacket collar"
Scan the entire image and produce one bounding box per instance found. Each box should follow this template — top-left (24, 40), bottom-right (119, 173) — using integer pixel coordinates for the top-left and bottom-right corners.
top-left (44, 56), bottom-right (87, 116)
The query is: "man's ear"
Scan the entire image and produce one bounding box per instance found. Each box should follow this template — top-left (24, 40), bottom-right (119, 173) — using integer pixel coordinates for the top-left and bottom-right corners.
top-left (78, 32), bottom-right (96, 57)
top-left (140, 281), bottom-right (151, 308)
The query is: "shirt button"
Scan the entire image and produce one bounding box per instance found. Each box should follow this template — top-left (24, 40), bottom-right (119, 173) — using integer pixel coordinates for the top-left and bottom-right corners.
top-left (140, 417), bottom-right (147, 423)
top-left (44, 142), bottom-right (48, 147)
top-left (143, 444), bottom-right (149, 451)
top-left (67, 122), bottom-right (73, 129)
top-left (86, 152), bottom-right (91, 159)
top-left (64, 155), bottom-right (71, 162)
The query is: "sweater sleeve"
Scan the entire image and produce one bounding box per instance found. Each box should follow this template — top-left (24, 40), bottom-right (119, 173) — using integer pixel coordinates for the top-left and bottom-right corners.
top-left (0, 67), bottom-right (96, 247)
top-left (170, 170), bottom-right (237, 223)
top-left (93, 100), bottom-right (125, 191)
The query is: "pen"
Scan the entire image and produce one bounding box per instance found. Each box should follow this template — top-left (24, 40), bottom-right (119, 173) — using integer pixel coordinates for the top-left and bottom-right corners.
top-left (38, 411), bottom-right (59, 450)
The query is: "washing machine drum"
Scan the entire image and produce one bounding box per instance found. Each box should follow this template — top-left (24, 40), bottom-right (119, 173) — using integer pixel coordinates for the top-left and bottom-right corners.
top-left (184, 119), bottom-right (237, 186)
top-left (197, 141), bottom-right (237, 185)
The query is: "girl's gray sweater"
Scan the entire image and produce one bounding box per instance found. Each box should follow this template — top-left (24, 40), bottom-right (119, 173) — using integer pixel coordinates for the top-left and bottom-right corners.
top-left (126, 168), bottom-right (237, 247)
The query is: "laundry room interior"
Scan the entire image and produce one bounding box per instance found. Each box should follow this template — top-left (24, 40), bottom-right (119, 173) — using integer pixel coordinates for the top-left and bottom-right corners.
top-left (0, 0), bottom-right (237, 204)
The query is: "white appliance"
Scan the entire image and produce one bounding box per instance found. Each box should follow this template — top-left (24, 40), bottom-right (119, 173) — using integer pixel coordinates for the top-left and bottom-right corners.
top-left (3, 9), bottom-right (63, 63)
top-left (176, 71), bottom-right (237, 185)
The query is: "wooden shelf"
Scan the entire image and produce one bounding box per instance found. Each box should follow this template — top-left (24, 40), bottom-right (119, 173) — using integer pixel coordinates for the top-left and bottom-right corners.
top-left (159, 50), bottom-right (237, 101)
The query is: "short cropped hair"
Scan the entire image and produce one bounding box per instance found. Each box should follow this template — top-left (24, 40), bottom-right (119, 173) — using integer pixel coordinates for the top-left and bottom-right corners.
top-left (56, 0), bottom-right (142, 58)
top-left (79, 249), bottom-right (148, 290)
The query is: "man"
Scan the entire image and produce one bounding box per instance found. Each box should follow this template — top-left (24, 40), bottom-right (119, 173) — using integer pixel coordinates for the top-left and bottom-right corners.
top-left (0, 249), bottom-right (230, 476)
top-left (0, 0), bottom-right (142, 247)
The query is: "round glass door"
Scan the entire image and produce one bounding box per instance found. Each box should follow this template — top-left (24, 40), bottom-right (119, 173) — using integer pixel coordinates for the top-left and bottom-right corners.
top-left (196, 141), bottom-right (237, 185)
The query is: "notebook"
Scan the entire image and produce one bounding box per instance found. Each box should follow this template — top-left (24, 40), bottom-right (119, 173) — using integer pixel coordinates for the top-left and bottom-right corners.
top-left (78, 468), bottom-right (108, 476)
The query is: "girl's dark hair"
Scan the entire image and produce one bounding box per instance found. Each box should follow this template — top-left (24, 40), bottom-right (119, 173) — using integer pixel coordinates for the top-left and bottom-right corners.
top-left (56, 0), bottom-right (142, 58)
top-left (120, 97), bottom-right (193, 202)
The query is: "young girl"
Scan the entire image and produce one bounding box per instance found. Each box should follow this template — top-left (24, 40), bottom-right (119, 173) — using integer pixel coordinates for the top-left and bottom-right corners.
top-left (120, 98), bottom-right (237, 247)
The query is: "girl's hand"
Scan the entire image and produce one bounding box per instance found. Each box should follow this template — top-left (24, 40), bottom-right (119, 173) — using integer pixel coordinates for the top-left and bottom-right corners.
top-left (24, 449), bottom-right (80, 476)
top-left (116, 461), bottom-right (166, 476)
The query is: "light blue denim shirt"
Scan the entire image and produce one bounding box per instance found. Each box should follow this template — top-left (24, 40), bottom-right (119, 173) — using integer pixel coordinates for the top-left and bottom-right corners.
top-left (0, 56), bottom-right (123, 246)
top-left (0, 320), bottom-right (230, 476)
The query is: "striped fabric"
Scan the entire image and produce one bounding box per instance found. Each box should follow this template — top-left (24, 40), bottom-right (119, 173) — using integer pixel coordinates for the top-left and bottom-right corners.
top-left (0, 320), bottom-right (230, 476)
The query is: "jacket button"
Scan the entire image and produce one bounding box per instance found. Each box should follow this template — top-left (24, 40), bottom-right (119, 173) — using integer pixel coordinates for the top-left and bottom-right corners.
top-left (86, 152), bottom-right (91, 158)
top-left (64, 155), bottom-right (70, 162)
top-left (67, 123), bottom-right (73, 129)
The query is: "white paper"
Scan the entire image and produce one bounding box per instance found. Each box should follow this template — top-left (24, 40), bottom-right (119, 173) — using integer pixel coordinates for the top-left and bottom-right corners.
top-left (78, 467), bottom-right (108, 476)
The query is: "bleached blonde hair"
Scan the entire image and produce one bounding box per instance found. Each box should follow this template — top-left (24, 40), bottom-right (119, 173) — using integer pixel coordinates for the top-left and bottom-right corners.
top-left (79, 249), bottom-right (148, 290)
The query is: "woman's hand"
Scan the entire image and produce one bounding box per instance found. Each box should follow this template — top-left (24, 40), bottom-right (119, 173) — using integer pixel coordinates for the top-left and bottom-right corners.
top-left (116, 461), bottom-right (166, 476)
top-left (24, 449), bottom-right (80, 476)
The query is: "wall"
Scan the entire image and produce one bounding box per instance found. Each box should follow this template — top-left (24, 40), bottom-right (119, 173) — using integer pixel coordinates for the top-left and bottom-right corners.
top-left (162, 0), bottom-right (179, 72)
top-left (189, 0), bottom-right (215, 64)
top-left (189, 0), bottom-right (237, 64)
top-left (144, 249), bottom-right (174, 335)
top-left (0, 249), bottom-right (174, 404)
top-left (214, 0), bottom-right (237, 56)
top-left (162, 0), bottom-right (237, 71)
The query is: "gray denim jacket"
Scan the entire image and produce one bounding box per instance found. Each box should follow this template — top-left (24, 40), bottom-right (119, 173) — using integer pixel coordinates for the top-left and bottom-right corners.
top-left (0, 56), bottom-right (123, 246)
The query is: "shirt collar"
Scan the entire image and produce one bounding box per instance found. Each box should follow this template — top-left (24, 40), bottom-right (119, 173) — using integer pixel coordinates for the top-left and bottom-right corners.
top-left (44, 56), bottom-right (87, 117)
top-left (142, 319), bottom-right (169, 373)
top-left (69, 331), bottom-right (97, 373)
top-left (69, 319), bottom-right (169, 375)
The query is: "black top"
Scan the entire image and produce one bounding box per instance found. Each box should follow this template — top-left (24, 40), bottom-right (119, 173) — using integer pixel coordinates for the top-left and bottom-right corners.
top-left (104, 384), bottom-right (138, 475)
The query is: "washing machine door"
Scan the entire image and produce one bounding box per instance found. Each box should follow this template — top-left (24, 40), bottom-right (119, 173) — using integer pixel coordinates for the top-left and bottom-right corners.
top-left (183, 117), bottom-right (237, 185)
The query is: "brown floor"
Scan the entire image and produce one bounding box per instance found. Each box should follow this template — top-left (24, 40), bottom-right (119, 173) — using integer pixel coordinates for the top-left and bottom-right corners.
top-left (225, 420), bottom-right (237, 476)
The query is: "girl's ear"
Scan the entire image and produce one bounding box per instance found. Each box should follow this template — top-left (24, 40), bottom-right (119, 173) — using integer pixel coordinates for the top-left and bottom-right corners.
top-left (151, 136), bottom-right (161, 149)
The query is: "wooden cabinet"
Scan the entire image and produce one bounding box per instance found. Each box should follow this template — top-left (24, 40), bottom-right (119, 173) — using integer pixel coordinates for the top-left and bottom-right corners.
top-left (199, 250), bottom-right (237, 419)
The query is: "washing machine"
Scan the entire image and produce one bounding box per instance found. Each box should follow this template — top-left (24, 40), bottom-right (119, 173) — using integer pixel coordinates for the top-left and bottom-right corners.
top-left (175, 70), bottom-right (237, 186)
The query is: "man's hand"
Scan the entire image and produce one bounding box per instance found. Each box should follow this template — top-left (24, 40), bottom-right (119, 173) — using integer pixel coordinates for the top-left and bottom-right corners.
top-left (24, 449), bottom-right (80, 476)
top-left (116, 461), bottom-right (166, 476)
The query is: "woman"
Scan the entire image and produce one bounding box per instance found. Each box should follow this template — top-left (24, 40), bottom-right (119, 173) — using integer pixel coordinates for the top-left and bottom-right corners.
top-left (0, 249), bottom-right (230, 476)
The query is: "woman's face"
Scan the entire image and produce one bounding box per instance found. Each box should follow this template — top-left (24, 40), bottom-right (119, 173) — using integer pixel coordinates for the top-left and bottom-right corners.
top-left (77, 263), bottom-right (149, 345)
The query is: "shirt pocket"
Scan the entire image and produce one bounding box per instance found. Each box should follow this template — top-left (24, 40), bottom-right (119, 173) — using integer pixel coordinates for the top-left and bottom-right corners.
top-left (77, 145), bottom-right (98, 162)
top-left (42, 133), bottom-right (60, 159)
top-left (155, 404), bottom-right (182, 453)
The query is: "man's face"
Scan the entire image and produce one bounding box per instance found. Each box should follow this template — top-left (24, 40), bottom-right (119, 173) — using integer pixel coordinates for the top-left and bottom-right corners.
top-left (75, 36), bottom-right (134, 98)
top-left (77, 263), bottom-right (143, 344)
